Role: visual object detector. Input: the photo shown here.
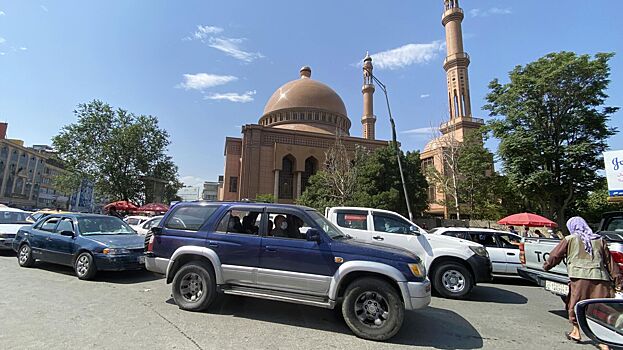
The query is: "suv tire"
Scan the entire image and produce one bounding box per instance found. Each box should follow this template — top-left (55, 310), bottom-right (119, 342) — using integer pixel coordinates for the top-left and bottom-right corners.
top-left (172, 262), bottom-right (216, 312)
top-left (432, 262), bottom-right (473, 299)
top-left (18, 244), bottom-right (35, 267)
top-left (341, 277), bottom-right (404, 341)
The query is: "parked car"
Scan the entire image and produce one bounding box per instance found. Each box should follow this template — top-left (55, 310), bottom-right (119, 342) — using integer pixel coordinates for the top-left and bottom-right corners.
top-left (133, 215), bottom-right (163, 235)
top-left (517, 211), bottom-right (623, 298)
top-left (145, 202), bottom-right (431, 341)
top-left (0, 207), bottom-right (31, 250)
top-left (13, 213), bottom-right (145, 279)
top-left (124, 215), bottom-right (151, 232)
top-left (326, 207), bottom-right (492, 298)
top-left (26, 209), bottom-right (71, 223)
top-left (429, 227), bottom-right (522, 276)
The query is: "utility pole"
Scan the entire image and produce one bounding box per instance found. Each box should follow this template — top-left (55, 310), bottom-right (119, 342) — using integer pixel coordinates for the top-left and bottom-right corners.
top-left (363, 65), bottom-right (414, 222)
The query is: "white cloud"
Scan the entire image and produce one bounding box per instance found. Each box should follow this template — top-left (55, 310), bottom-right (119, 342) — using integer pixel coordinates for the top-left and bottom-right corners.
top-left (180, 175), bottom-right (206, 187)
top-left (40, 5), bottom-right (48, 12)
top-left (204, 90), bottom-right (256, 103)
top-left (367, 41), bottom-right (445, 70)
top-left (470, 7), bottom-right (512, 17)
top-left (0, 37), bottom-right (5, 44)
top-left (189, 25), bottom-right (223, 41)
top-left (177, 73), bottom-right (237, 90)
top-left (19, 47), bottom-right (27, 51)
top-left (0, 52), bottom-right (5, 56)
top-left (0, 11), bottom-right (6, 16)
top-left (420, 94), bottom-right (430, 98)
top-left (401, 127), bottom-right (438, 135)
top-left (208, 37), bottom-right (263, 62)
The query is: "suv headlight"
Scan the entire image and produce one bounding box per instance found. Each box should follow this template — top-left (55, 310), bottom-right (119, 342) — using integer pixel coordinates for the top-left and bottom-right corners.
top-left (408, 263), bottom-right (426, 278)
top-left (103, 248), bottom-right (130, 255)
top-left (469, 246), bottom-right (489, 258)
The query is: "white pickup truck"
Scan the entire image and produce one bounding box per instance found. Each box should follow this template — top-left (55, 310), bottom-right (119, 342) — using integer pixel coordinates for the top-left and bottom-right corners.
top-left (518, 212), bottom-right (623, 298)
top-left (325, 207), bottom-right (493, 299)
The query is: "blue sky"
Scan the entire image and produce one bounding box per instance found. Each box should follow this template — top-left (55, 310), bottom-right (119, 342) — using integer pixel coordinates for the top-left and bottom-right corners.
top-left (1, 1), bottom-right (621, 186)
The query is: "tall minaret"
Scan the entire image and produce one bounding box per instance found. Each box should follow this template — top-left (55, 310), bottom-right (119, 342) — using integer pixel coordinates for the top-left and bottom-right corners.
top-left (361, 53), bottom-right (376, 140)
top-left (441, 0), bottom-right (481, 140)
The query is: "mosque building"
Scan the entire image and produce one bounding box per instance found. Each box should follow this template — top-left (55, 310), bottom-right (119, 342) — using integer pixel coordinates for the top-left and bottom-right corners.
top-left (220, 0), bottom-right (483, 216)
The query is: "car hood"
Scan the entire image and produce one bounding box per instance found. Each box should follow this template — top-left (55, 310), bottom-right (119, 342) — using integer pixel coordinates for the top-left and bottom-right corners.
top-left (82, 235), bottom-right (144, 249)
top-left (330, 237), bottom-right (420, 263)
top-left (0, 224), bottom-right (31, 234)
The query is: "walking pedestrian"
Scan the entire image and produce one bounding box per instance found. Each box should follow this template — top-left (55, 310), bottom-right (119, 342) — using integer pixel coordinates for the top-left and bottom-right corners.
top-left (543, 216), bottom-right (621, 350)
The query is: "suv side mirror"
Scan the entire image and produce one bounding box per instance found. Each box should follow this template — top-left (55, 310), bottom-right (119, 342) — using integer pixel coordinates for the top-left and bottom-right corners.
top-left (152, 226), bottom-right (163, 236)
top-left (576, 298), bottom-right (623, 347)
top-left (410, 225), bottom-right (421, 236)
top-left (60, 230), bottom-right (75, 237)
top-left (306, 228), bottom-right (321, 243)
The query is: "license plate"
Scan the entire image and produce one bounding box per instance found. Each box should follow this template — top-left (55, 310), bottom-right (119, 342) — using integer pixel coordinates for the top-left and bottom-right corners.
top-left (545, 280), bottom-right (569, 296)
top-left (138, 256), bottom-right (145, 264)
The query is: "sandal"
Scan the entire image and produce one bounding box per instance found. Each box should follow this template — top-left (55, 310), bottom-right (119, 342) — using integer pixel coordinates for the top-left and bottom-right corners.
top-left (565, 332), bottom-right (581, 342)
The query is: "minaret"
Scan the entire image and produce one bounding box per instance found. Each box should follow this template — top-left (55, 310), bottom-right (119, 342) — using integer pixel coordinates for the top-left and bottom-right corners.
top-left (361, 53), bottom-right (376, 140)
top-left (441, 0), bottom-right (482, 140)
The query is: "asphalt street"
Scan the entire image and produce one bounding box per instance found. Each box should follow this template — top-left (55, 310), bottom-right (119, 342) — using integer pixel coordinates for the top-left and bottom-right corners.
top-left (0, 251), bottom-right (588, 350)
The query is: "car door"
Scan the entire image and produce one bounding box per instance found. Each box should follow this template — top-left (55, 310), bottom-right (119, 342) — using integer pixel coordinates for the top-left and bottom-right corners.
top-left (258, 209), bottom-right (334, 295)
top-left (370, 212), bottom-right (417, 245)
top-left (31, 216), bottom-right (61, 262)
top-left (495, 233), bottom-right (522, 274)
top-left (45, 218), bottom-right (77, 266)
top-left (208, 207), bottom-right (263, 286)
top-left (471, 231), bottom-right (505, 274)
top-left (332, 209), bottom-right (372, 242)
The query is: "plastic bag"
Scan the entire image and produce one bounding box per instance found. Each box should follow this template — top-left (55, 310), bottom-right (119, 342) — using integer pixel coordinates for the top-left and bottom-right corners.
top-left (615, 292), bottom-right (623, 299)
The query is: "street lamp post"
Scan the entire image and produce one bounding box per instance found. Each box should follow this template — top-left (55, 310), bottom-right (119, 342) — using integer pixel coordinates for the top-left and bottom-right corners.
top-left (364, 67), bottom-right (414, 222)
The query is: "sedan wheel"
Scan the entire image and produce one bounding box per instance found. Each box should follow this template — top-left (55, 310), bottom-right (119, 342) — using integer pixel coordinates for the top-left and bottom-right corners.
top-left (18, 244), bottom-right (35, 267)
top-left (74, 252), bottom-right (97, 280)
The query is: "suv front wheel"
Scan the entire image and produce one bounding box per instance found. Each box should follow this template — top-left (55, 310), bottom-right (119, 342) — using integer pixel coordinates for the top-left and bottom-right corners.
top-left (341, 277), bottom-right (405, 341)
top-left (172, 262), bottom-right (216, 311)
top-left (432, 262), bottom-right (473, 299)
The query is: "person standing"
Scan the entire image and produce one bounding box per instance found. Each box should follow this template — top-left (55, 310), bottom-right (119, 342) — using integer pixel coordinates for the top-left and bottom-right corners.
top-left (509, 226), bottom-right (518, 235)
top-left (543, 216), bottom-right (621, 349)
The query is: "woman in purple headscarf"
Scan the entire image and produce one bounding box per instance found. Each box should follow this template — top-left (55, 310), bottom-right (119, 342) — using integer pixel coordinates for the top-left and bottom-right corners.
top-left (543, 216), bottom-right (621, 348)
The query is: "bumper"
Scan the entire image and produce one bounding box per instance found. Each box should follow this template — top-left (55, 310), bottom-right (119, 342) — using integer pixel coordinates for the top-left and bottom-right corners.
top-left (517, 266), bottom-right (568, 286)
top-left (145, 256), bottom-right (169, 275)
top-left (466, 254), bottom-right (493, 283)
top-left (94, 254), bottom-right (145, 271)
top-left (399, 279), bottom-right (432, 310)
top-left (0, 238), bottom-right (14, 250)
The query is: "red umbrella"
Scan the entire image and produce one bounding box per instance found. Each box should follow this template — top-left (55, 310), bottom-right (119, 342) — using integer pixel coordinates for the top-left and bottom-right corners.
top-left (104, 200), bottom-right (138, 211)
top-left (497, 212), bottom-right (558, 228)
top-left (136, 203), bottom-right (169, 213)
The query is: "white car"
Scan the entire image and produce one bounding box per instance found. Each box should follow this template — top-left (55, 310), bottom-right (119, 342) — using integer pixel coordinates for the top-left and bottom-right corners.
top-left (325, 207), bottom-right (493, 299)
top-left (133, 215), bottom-right (163, 235)
top-left (124, 215), bottom-right (151, 233)
top-left (429, 227), bottom-right (522, 275)
top-left (0, 207), bottom-right (32, 250)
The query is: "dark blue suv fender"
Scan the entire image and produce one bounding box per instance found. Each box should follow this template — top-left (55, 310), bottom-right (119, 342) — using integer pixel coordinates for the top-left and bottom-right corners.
top-left (145, 202), bottom-right (431, 341)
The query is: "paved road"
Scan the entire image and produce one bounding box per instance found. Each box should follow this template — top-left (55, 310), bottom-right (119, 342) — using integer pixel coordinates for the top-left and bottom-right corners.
top-left (0, 251), bottom-right (588, 350)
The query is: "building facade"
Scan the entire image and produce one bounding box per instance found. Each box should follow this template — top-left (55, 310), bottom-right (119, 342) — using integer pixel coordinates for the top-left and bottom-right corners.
top-left (221, 64), bottom-right (388, 203)
top-left (420, 0), bottom-right (486, 218)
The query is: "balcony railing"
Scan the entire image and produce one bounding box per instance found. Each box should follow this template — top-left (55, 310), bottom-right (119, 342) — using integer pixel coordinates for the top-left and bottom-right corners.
top-left (443, 52), bottom-right (470, 67)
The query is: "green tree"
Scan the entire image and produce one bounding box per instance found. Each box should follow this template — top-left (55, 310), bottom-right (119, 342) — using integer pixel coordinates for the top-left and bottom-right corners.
top-left (573, 178), bottom-right (623, 224)
top-left (485, 52), bottom-right (618, 227)
top-left (255, 193), bottom-right (276, 203)
top-left (456, 130), bottom-right (496, 219)
top-left (53, 100), bottom-right (182, 204)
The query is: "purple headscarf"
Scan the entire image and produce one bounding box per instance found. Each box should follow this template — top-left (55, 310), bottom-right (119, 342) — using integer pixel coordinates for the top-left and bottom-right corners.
top-left (566, 216), bottom-right (601, 255)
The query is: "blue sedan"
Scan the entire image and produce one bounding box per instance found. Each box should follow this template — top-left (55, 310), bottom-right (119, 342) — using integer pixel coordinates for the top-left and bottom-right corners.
top-left (12, 213), bottom-right (145, 280)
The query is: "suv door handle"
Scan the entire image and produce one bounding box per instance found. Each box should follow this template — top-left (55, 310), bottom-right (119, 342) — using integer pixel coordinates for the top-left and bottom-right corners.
top-left (507, 252), bottom-right (516, 256)
top-left (265, 246), bottom-right (277, 252)
top-left (46, 237), bottom-right (52, 241)
top-left (372, 236), bottom-right (384, 241)
top-left (208, 242), bottom-right (218, 248)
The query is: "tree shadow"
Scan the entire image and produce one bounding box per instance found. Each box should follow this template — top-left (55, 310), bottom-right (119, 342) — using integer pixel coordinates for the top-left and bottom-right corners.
top-left (29, 261), bottom-right (163, 283)
top-left (0, 250), bottom-right (16, 257)
top-left (548, 309), bottom-right (568, 320)
top-left (464, 285), bottom-right (528, 304)
top-left (165, 295), bottom-right (483, 349)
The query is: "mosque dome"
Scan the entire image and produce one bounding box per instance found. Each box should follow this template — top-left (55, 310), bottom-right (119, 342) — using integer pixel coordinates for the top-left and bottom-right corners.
top-left (259, 66), bottom-right (351, 135)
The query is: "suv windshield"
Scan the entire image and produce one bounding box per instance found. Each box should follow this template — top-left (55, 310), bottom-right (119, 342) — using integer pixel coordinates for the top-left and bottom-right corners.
top-left (307, 210), bottom-right (346, 239)
top-left (0, 211), bottom-right (31, 224)
top-left (78, 217), bottom-right (136, 236)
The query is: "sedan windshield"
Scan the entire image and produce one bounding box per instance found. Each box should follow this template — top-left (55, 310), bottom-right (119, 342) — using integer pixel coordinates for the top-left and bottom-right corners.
top-left (306, 210), bottom-right (346, 239)
top-left (78, 217), bottom-right (136, 236)
top-left (0, 211), bottom-right (31, 224)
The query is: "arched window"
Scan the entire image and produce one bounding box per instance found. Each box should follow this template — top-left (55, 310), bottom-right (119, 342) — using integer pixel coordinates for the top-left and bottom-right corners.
top-left (301, 157), bottom-right (318, 194)
top-left (279, 155), bottom-right (295, 199)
